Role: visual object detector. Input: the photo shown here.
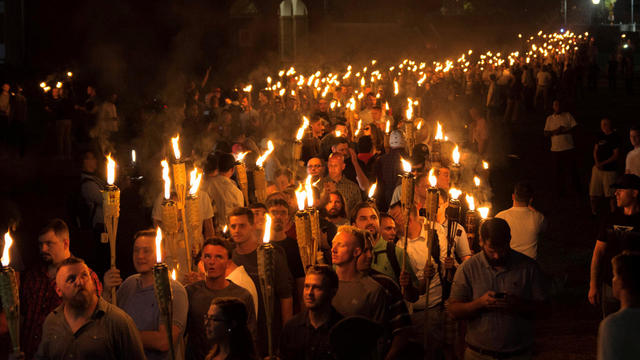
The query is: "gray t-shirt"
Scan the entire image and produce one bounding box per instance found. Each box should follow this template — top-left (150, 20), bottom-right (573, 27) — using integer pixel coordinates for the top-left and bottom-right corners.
top-left (598, 307), bottom-right (640, 360)
top-left (450, 250), bottom-right (547, 352)
top-left (332, 274), bottom-right (387, 324)
top-left (117, 274), bottom-right (188, 360)
top-left (185, 280), bottom-right (257, 360)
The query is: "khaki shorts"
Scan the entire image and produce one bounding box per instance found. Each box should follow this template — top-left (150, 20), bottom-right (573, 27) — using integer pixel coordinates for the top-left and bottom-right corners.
top-left (589, 167), bottom-right (617, 197)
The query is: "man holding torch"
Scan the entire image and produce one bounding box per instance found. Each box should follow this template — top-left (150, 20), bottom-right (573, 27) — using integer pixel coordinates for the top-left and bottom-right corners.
top-left (102, 229), bottom-right (188, 360)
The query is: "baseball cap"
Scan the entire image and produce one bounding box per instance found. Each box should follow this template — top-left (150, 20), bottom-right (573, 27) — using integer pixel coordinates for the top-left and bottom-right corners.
top-left (611, 174), bottom-right (640, 190)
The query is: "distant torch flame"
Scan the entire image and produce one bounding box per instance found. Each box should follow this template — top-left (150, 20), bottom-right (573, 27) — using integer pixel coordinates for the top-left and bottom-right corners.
top-left (401, 158), bottom-right (412, 173)
top-left (449, 188), bottom-right (462, 200)
top-left (155, 227), bottom-right (163, 263)
top-left (466, 194), bottom-right (476, 211)
top-left (354, 120), bottom-right (362, 136)
top-left (40, 82), bottom-right (46, 88)
top-left (189, 167), bottom-right (202, 195)
top-left (417, 120), bottom-right (422, 130)
top-left (256, 140), bottom-right (274, 168)
top-left (305, 175), bottom-right (314, 208)
top-left (385, 120), bottom-right (390, 134)
top-left (171, 135), bottom-right (181, 160)
top-left (452, 145), bottom-right (460, 164)
top-left (428, 168), bottom-right (437, 187)
top-left (478, 207), bottom-right (490, 219)
top-left (171, 269), bottom-right (176, 280)
top-left (106, 154), bottom-right (116, 185)
top-left (223, 225), bottom-right (228, 233)
top-left (263, 214), bottom-right (272, 244)
top-left (295, 184), bottom-right (306, 211)
top-left (235, 151), bottom-right (249, 162)
top-left (243, 85), bottom-right (252, 92)
top-left (368, 182), bottom-right (377, 199)
top-left (131, 150), bottom-right (136, 163)
top-left (474, 176), bottom-right (481, 187)
top-left (56, 82), bottom-right (62, 89)
top-left (1, 232), bottom-right (13, 266)
top-left (482, 161), bottom-right (489, 170)
top-left (161, 160), bottom-right (171, 200)
top-left (67, 71), bottom-right (73, 77)
top-left (394, 80), bottom-right (399, 95)
top-left (295, 116), bottom-right (310, 141)
top-left (435, 122), bottom-right (444, 141)
top-left (406, 98), bottom-right (413, 120)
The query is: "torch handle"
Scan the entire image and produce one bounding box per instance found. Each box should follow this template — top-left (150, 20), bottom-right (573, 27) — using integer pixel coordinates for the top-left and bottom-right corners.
top-left (180, 206), bottom-right (193, 272)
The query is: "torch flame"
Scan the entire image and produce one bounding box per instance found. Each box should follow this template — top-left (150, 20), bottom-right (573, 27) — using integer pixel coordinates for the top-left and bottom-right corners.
top-left (452, 145), bottom-right (460, 164)
top-left (394, 80), bottom-right (399, 95)
top-left (354, 120), bottom-right (362, 136)
top-left (295, 116), bottom-right (310, 141)
top-left (305, 176), bottom-right (314, 208)
top-left (171, 269), bottom-right (176, 280)
top-left (67, 71), bottom-right (73, 77)
top-left (417, 120), bottom-right (422, 130)
top-left (478, 207), bottom-right (490, 219)
top-left (473, 176), bottom-right (481, 187)
top-left (428, 168), bottom-right (437, 187)
top-left (263, 214), bottom-right (272, 244)
top-left (189, 167), bottom-right (202, 195)
top-left (466, 194), bottom-right (476, 211)
top-left (235, 151), bottom-right (249, 162)
top-left (155, 227), bottom-right (163, 263)
top-left (106, 154), bottom-right (116, 185)
top-left (1, 232), bottom-right (13, 266)
top-left (256, 140), bottom-right (274, 167)
top-left (56, 82), bottom-right (63, 89)
top-left (161, 160), bottom-right (171, 200)
top-left (482, 161), bottom-right (489, 170)
top-left (40, 82), bottom-right (46, 88)
top-left (401, 158), bottom-right (412, 173)
top-left (171, 135), bottom-right (181, 160)
top-left (368, 182), bottom-right (377, 199)
top-left (449, 188), bottom-right (462, 200)
top-left (435, 122), bottom-right (444, 140)
top-left (295, 184), bottom-right (306, 211)
top-left (335, 130), bottom-right (342, 137)
top-left (223, 225), bottom-right (228, 233)
top-left (131, 149), bottom-right (136, 163)
top-left (243, 85), bottom-right (253, 92)
top-left (385, 120), bottom-right (390, 134)
top-left (406, 98), bottom-right (413, 120)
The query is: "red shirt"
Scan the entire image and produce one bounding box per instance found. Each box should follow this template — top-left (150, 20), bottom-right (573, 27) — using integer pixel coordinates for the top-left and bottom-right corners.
top-left (19, 263), bottom-right (102, 360)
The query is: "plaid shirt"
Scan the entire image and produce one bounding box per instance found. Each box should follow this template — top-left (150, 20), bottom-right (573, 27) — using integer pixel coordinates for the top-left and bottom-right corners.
top-left (20, 263), bottom-right (102, 360)
top-left (317, 176), bottom-right (363, 217)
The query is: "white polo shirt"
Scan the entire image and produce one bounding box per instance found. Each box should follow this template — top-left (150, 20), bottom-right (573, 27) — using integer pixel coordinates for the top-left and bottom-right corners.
top-left (544, 112), bottom-right (577, 152)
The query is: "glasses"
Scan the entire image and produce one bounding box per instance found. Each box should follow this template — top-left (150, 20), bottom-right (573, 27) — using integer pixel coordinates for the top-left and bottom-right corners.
top-left (204, 315), bottom-right (225, 323)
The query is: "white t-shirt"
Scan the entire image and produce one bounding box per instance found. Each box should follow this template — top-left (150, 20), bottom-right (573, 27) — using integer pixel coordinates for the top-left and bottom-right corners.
top-left (625, 148), bottom-right (640, 176)
top-left (227, 265), bottom-right (259, 319)
top-left (495, 206), bottom-right (546, 259)
top-left (544, 112), bottom-right (577, 152)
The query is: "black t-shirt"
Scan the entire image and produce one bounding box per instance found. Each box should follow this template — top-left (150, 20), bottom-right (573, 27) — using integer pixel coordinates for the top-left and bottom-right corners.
top-left (272, 237), bottom-right (306, 279)
top-left (598, 211), bottom-right (640, 283)
top-left (595, 132), bottom-right (621, 171)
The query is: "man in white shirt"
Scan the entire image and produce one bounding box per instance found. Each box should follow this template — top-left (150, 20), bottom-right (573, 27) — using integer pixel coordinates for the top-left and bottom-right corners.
top-left (544, 100), bottom-right (580, 197)
top-left (625, 125), bottom-right (640, 176)
top-left (203, 152), bottom-right (245, 229)
top-left (495, 182), bottom-right (546, 259)
top-left (535, 65), bottom-right (553, 110)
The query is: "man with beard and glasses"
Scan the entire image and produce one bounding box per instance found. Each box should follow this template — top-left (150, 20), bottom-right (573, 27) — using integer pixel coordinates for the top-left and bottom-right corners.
top-left (267, 199), bottom-right (306, 311)
top-left (102, 229), bottom-right (188, 360)
top-left (449, 218), bottom-right (549, 360)
top-left (35, 257), bottom-right (145, 360)
top-left (280, 265), bottom-right (343, 360)
top-left (322, 191), bottom-right (349, 227)
top-left (20, 219), bottom-right (103, 360)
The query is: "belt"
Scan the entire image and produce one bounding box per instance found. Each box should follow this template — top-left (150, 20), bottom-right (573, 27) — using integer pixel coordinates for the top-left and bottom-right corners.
top-left (466, 343), bottom-right (530, 359)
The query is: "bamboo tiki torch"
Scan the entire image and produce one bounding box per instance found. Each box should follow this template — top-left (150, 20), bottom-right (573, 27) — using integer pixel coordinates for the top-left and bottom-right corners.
top-left (450, 145), bottom-right (462, 186)
top-left (293, 116), bottom-right (309, 168)
top-left (186, 167), bottom-right (203, 260)
top-left (465, 195), bottom-right (480, 252)
top-left (102, 154), bottom-right (120, 305)
top-left (161, 160), bottom-right (180, 267)
top-left (367, 182), bottom-right (377, 205)
top-left (405, 98), bottom-right (415, 157)
top-left (400, 158), bottom-right (415, 293)
top-left (170, 135), bottom-right (192, 271)
top-left (258, 214), bottom-right (275, 358)
top-left (0, 232), bottom-right (20, 356)
top-left (153, 227), bottom-right (176, 360)
top-left (384, 120), bottom-right (391, 150)
top-left (431, 122), bottom-right (444, 166)
top-left (305, 176), bottom-right (321, 265)
top-left (254, 140), bottom-right (274, 204)
top-left (294, 185), bottom-right (313, 271)
top-left (234, 152), bottom-right (250, 206)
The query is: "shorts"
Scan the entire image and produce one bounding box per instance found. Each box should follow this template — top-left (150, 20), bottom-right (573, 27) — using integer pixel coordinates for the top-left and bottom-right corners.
top-left (589, 166), bottom-right (617, 197)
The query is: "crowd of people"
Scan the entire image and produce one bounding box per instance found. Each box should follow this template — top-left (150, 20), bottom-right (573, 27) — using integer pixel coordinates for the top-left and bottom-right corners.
top-left (0, 29), bottom-right (639, 360)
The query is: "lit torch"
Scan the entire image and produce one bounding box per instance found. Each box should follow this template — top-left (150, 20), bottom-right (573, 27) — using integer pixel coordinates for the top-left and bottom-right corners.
top-left (160, 160), bottom-right (179, 273)
top-left (305, 176), bottom-right (321, 265)
top-left (294, 185), bottom-right (313, 270)
top-left (234, 152), bottom-right (250, 206)
top-left (254, 140), bottom-right (274, 204)
top-left (171, 136), bottom-right (193, 271)
top-left (465, 194), bottom-right (480, 252)
top-left (102, 154), bottom-right (120, 305)
top-left (293, 116), bottom-right (309, 164)
top-left (0, 232), bottom-right (20, 356)
top-left (152, 227), bottom-right (176, 360)
top-left (431, 122), bottom-right (444, 165)
top-left (384, 120), bottom-right (391, 149)
top-left (186, 167), bottom-right (203, 260)
top-left (258, 214), bottom-right (275, 358)
top-left (367, 182), bottom-right (377, 203)
top-left (400, 158), bottom-right (415, 292)
top-left (450, 145), bottom-right (461, 186)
